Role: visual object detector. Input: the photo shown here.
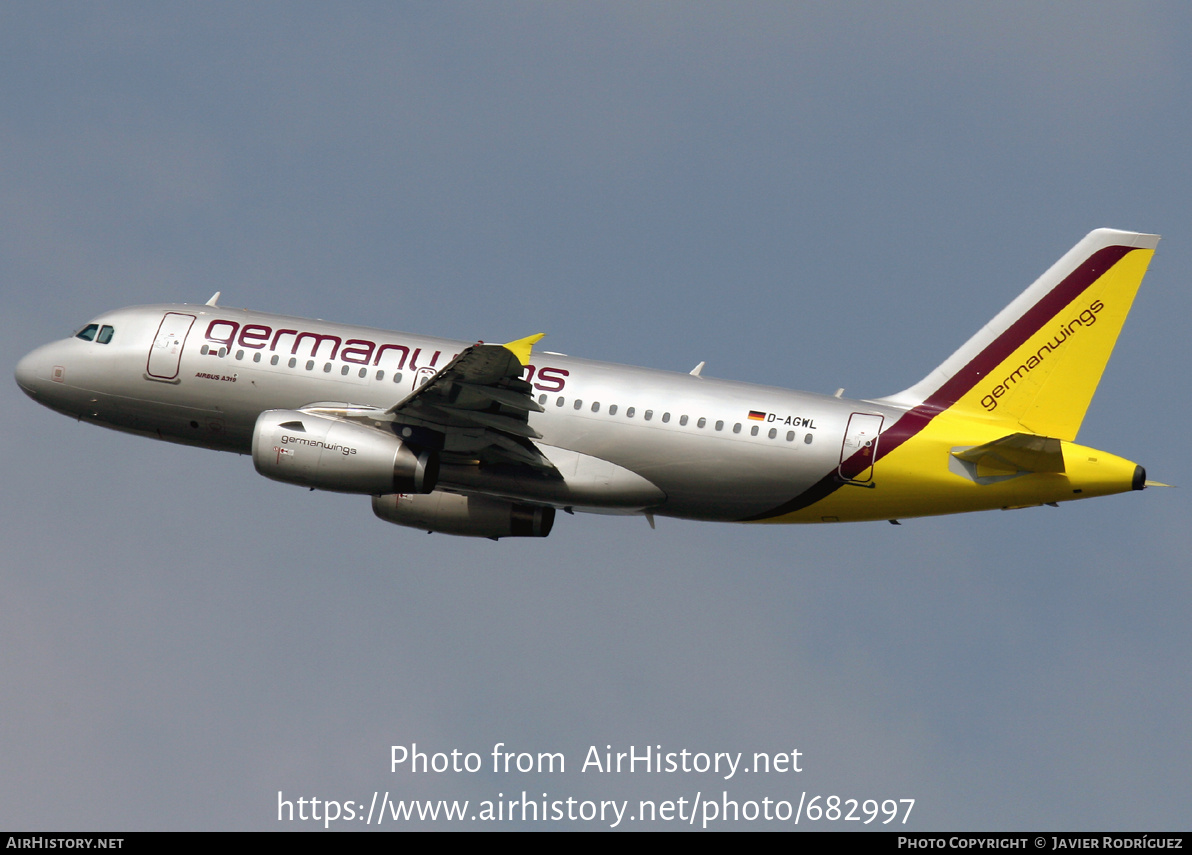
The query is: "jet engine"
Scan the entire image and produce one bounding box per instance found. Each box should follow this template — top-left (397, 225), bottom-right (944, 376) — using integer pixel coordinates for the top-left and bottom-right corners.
top-left (372, 491), bottom-right (555, 539)
top-left (253, 410), bottom-right (438, 494)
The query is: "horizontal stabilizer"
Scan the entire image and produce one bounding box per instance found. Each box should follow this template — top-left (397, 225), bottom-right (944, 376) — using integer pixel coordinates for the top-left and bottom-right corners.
top-left (951, 433), bottom-right (1065, 482)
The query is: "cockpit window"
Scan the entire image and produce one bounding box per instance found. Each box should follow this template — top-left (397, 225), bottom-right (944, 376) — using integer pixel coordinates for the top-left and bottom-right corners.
top-left (75, 324), bottom-right (99, 342)
top-left (97, 325), bottom-right (115, 344)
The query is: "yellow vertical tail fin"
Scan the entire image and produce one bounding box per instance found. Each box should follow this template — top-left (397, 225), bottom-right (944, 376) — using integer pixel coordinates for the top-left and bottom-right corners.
top-left (881, 229), bottom-right (1159, 441)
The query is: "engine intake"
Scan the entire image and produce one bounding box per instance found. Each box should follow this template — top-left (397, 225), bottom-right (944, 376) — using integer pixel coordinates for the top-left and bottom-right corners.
top-left (372, 492), bottom-right (555, 539)
top-left (253, 410), bottom-right (438, 494)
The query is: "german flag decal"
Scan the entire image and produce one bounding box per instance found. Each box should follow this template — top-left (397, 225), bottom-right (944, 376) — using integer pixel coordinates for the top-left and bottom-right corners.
top-left (748, 410), bottom-right (767, 421)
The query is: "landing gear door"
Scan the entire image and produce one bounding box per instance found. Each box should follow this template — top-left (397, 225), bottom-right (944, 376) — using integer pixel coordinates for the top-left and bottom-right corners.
top-left (146, 312), bottom-right (196, 380)
top-left (839, 412), bottom-right (884, 483)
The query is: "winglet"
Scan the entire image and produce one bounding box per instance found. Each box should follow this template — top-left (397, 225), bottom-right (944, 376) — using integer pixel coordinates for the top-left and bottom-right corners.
top-left (503, 333), bottom-right (546, 366)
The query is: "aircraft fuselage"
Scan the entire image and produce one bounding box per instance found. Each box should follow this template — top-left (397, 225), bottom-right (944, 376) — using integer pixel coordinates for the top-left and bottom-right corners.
top-left (17, 302), bottom-right (890, 521)
top-left (15, 229), bottom-right (1160, 535)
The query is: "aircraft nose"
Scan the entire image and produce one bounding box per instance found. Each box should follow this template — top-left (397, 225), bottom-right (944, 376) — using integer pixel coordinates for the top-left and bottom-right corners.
top-left (15, 346), bottom-right (49, 398)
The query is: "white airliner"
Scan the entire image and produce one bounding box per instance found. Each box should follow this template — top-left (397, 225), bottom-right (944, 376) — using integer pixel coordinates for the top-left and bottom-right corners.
top-left (15, 229), bottom-right (1162, 538)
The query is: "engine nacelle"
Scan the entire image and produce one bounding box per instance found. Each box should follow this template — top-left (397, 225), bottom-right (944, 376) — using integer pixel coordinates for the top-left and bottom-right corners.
top-left (372, 492), bottom-right (555, 539)
top-left (253, 410), bottom-right (438, 494)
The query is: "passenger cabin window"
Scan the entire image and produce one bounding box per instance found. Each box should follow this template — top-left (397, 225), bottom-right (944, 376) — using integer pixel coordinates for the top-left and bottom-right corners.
top-left (96, 325), bottom-right (114, 344)
top-left (626, 407), bottom-right (635, 418)
top-left (75, 324), bottom-right (98, 342)
top-left (609, 404), bottom-right (618, 415)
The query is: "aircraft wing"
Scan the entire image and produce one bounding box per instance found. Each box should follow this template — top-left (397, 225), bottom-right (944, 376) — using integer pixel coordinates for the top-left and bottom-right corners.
top-left (382, 333), bottom-right (552, 468)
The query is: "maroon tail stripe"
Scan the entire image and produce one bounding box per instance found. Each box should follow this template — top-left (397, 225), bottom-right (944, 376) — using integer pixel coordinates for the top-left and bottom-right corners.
top-left (739, 245), bottom-right (1136, 521)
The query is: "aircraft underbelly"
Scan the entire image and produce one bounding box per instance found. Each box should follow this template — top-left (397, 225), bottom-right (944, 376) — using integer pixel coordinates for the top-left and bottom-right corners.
top-left (649, 463), bottom-right (828, 520)
top-left (439, 444), bottom-right (665, 509)
top-left (86, 391), bottom-right (246, 450)
top-left (545, 428), bottom-right (836, 520)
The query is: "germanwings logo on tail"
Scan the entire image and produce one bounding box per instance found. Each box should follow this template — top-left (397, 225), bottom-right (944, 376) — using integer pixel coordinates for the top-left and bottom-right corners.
top-left (979, 298), bottom-right (1105, 412)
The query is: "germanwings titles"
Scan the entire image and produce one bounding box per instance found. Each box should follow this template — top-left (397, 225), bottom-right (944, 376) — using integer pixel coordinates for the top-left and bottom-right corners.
top-left (15, 229), bottom-right (1162, 539)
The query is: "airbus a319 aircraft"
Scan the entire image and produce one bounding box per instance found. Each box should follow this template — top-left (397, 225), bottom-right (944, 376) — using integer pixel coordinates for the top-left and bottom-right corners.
top-left (15, 229), bottom-right (1162, 539)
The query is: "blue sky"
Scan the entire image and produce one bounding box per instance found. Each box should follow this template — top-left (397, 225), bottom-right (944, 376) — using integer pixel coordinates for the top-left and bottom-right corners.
top-left (3, 3), bottom-right (1190, 829)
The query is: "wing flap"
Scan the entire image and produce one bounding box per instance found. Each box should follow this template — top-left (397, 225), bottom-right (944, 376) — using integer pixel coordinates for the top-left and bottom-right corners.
top-left (456, 382), bottom-right (545, 412)
top-left (383, 334), bottom-right (552, 468)
top-left (405, 401), bottom-right (543, 439)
